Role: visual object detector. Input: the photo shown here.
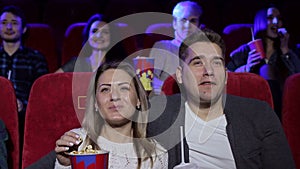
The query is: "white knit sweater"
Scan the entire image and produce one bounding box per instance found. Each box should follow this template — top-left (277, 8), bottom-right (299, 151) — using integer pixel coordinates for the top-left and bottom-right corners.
top-left (54, 128), bottom-right (168, 169)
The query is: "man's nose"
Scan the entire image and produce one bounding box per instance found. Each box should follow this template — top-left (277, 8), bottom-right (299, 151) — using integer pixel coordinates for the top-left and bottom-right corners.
top-left (203, 63), bottom-right (214, 76)
top-left (184, 20), bottom-right (192, 28)
top-left (6, 23), bottom-right (12, 29)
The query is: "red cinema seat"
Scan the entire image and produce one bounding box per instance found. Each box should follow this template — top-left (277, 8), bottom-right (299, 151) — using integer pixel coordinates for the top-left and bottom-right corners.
top-left (0, 77), bottom-right (19, 169)
top-left (222, 23), bottom-right (253, 64)
top-left (24, 23), bottom-right (59, 73)
top-left (282, 73), bottom-right (300, 168)
top-left (161, 72), bottom-right (274, 109)
top-left (61, 22), bottom-right (86, 66)
top-left (22, 72), bottom-right (92, 168)
top-left (61, 22), bottom-right (139, 66)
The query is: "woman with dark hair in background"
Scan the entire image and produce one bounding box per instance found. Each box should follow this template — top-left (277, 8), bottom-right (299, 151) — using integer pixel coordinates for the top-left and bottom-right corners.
top-left (55, 13), bottom-right (126, 72)
top-left (227, 6), bottom-right (300, 119)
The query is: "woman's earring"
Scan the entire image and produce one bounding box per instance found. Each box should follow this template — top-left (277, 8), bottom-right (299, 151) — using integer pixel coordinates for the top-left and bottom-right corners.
top-left (95, 107), bottom-right (98, 112)
top-left (136, 104), bottom-right (141, 111)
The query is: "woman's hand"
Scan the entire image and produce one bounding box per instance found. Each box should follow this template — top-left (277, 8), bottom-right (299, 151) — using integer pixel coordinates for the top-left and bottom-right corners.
top-left (278, 28), bottom-right (290, 54)
top-left (245, 49), bottom-right (262, 72)
top-left (55, 131), bottom-right (81, 166)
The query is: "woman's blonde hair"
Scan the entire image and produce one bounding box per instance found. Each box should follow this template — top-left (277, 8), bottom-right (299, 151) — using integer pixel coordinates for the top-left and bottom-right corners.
top-left (82, 61), bottom-right (156, 168)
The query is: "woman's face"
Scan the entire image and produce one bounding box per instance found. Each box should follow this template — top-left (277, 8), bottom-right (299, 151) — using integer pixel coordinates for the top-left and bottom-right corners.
top-left (95, 69), bottom-right (140, 127)
top-left (88, 21), bottom-right (110, 51)
top-left (266, 7), bottom-right (283, 38)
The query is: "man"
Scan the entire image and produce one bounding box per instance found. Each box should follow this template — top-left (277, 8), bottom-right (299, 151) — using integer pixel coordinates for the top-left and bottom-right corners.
top-left (0, 6), bottom-right (48, 134)
top-left (147, 29), bottom-right (295, 168)
top-left (149, 1), bottom-right (203, 94)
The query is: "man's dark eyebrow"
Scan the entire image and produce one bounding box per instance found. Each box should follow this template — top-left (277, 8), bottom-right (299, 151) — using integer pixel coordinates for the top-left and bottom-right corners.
top-left (188, 56), bottom-right (224, 64)
top-left (188, 56), bottom-right (204, 64)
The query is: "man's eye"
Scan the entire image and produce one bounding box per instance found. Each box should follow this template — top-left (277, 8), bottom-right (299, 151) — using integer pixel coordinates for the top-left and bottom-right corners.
top-left (212, 60), bottom-right (223, 67)
top-left (192, 60), bottom-right (204, 66)
top-left (180, 18), bottom-right (187, 22)
top-left (190, 18), bottom-right (198, 24)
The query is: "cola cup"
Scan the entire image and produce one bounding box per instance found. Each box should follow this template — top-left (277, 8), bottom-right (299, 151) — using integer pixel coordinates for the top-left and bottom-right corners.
top-left (247, 39), bottom-right (266, 59)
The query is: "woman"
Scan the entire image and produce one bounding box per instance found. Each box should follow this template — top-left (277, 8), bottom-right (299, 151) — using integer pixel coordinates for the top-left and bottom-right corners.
top-left (54, 61), bottom-right (168, 169)
top-left (56, 14), bottom-right (126, 72)
top-left (227, 6), bottom-right (300, 119)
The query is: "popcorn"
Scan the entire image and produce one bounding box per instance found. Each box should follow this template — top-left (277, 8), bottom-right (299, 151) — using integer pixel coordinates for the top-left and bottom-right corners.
top-left (69, 144), bottom-right (100, 155)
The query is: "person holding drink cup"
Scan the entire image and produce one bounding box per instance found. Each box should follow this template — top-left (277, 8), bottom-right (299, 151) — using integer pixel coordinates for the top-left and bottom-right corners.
top-left (227, 5), bottom-right (300, 119)
top-left (54, 61), bottom-right (168, 169)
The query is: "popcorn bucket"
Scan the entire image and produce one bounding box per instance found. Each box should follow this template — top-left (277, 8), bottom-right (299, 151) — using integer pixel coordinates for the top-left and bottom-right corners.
top-left (70, 151), bottom-right (109, 169)
top-left (132, 56), bottom-right (154, 91)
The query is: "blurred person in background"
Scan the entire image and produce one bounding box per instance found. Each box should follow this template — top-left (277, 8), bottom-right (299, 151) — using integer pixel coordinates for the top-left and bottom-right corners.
top-left (227, 5), bottom-right (300, 120)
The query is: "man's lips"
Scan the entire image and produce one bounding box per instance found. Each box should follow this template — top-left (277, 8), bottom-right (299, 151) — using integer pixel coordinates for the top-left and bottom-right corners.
top-left (199, 81), bottom-right (216, 86)
top-left (4, 31), bottom-right (15, 35)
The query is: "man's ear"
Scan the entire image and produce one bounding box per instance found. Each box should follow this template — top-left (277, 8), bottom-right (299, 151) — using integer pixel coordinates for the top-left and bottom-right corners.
top-left (22, 26), bottom-right (27, 34)
top-left (172, 19), bottom-right (177, 31)
top-left (176, 66), bottom-right (183, 84)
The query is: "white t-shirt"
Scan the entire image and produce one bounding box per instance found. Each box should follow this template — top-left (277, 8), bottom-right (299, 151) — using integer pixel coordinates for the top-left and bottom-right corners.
top-left (184, 102), bottom-right (236, 169)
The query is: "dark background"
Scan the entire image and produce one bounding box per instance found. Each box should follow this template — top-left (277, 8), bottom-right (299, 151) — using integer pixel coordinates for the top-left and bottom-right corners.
top-left (1, 0), bottom-right (299, 58)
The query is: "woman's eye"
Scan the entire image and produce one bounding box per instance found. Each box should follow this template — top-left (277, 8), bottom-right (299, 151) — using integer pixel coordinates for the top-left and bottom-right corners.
top-left (101, 30), bottom-right (109, 35)
top-left (91, 28), bottom-right (98, 33)
top-left (100, 88), bottom-right (110, 93)
top-left (120, 86), bottom-right (130, 91)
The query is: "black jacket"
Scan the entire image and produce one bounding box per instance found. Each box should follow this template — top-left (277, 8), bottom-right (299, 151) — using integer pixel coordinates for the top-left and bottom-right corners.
top-left (147, 94), bottom-right (295, 169)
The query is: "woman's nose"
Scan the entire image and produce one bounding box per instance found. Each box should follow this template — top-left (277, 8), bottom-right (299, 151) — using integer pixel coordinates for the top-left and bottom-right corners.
top-left (272, 17), bottom-right (278, 24)
top-left (110, 88), bottom-right (121, 101)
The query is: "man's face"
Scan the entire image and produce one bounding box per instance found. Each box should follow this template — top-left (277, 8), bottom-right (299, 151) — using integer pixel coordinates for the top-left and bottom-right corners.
top-left (177, 42), bottom-right (227, 105)
top-left (0, 12), bottom-right (25, 43)
top-left (173, 5), bottom-right (200, 41)
top-left (267, 7), bottom-right (283, 38)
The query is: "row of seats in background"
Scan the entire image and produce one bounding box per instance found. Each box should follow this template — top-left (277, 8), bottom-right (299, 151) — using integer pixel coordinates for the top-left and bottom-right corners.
top-left (1, 70), bottom-right (300, 169)
top-left (0, 22), bottom-right (256, 73)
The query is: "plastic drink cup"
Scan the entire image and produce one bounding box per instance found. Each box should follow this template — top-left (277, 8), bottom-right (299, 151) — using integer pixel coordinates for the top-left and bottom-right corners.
top-left (247, 39), bottom-right (266, 59)
top-left (172, 126), bottom-right (198, 169)
top-left (132, 56), bottom-right (154, 91)
top-left (69, 151), bottom-right (109, 169)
